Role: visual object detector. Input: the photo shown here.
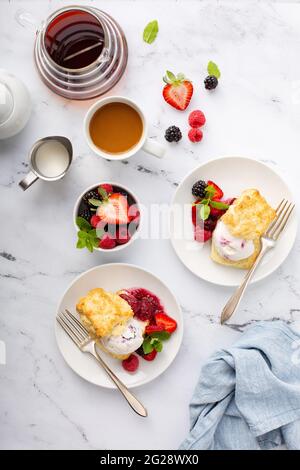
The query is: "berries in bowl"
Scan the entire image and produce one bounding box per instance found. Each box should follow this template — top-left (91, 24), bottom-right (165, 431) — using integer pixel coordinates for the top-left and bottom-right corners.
top-left (73, 183), bottom-right (141, 252)
top-left (191, 179), bottom-right (235, 243)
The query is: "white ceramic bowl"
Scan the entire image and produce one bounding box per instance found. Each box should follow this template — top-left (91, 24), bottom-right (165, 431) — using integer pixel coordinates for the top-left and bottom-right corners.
top-left (55, 263), bottom-right (183, 388)
top-left (170, 156), bottom-right (297, 286)
top-left (73, 181), bottom-right (141, 252)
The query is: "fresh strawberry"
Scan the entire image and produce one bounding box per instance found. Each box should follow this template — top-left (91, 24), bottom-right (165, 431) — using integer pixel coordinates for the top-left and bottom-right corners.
top-left (99, 184), bottom-right (113, 194)
top-left (116, 226), bottom-right (131, 245)
top-left (155, 312), bottom-right (177, 334)
top-left (90, 215), bottom-right (101, 228)
top-left (145, 324), bottom-right (165, 335)
top-left (97, 193), bottom-right (129, 225)
top-left (122, 354), bottom-right (139, 372)
top-left (141, 350), bottom-right (157, 361)
top-left (194, 225), bottom-right (212, 243)
top-left (206, 180), bottom-right (224, 200)
top-left (99, 233), bottom-right (116, 249)
top-left (162, 71), bottom-right (193, 111)
top-left (209, 206), bottom-right (226, 220)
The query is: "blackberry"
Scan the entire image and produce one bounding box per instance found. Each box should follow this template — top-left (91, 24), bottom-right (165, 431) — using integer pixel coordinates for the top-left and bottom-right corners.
top-left (192, 180), bottom-right (207, 198)
top-left (82, 189), bottom-right (100, 203)
top-left (164, 126), bottom-right (182, 143)
top-left (78, 207), bottom-right (91, 222)
top-left (204, 75), bottom-right (218, 90)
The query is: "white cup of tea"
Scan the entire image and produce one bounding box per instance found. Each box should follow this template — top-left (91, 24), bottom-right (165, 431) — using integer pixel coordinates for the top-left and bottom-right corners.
top-left (83, 96), bottom-right (165, 161)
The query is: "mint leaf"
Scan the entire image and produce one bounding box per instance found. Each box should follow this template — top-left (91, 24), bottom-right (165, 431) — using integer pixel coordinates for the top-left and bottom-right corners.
top-left (98, 187), bottom-right (108, 199)
top-left (88, 198), bottom-right (102, 207)
top-left (200, 204), bottom-right (211, 220)
top-left (210, 200), bottom-right (229, 210)
top-left (85, 238), bottom-right (94, 253)
top-left (76, 216), bottom-right (91, 232)
top-left (76, 238), bottom-right (86, 249)
top-left (142, 338), bottom-right (154, 354)
top-left (153, 340), bottom-right (163, 353)
top-left (149, 331), bottom-right (171, 341)
top-left (78, 230), bottom-right (88, 239)
top-left (207, 60), bottom-right (220, 79)
top-left (143, 20), bottom-right (159, 44)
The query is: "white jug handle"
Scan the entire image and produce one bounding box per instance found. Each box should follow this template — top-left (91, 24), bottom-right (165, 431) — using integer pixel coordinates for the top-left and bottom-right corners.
top-left (142, 138), bottom-right (165, 159)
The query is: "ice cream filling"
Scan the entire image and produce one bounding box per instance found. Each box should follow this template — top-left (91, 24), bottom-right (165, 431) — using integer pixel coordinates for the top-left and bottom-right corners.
top-left (213, 221), bottom-right (255, 261)
top-left (100, 318), bottom-right (145, 356)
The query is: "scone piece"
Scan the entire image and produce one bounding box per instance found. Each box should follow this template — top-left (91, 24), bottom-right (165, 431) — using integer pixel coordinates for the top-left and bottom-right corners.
top-left (211, 189), bottom-right (276, 269)
top-left (76, 288), bottom-right (133, 338)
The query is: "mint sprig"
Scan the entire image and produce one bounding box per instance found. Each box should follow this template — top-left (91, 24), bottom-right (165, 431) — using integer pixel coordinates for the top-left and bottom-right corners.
top-left (142, 330), bottom-right (171, 355)
top-left (195, 184), bottom-right (229, 221)
top-left (75, 217), bottom-right (100, 253)
top-left (207, 60), bottom-right (221, 79)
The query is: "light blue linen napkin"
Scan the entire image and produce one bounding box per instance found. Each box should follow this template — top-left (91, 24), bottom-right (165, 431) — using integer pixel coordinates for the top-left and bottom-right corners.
top-left (180, 321), bottom-right (300, 450)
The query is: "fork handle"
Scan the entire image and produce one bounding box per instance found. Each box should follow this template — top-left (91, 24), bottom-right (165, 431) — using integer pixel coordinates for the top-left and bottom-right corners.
top-left (91, 345), bottom-right (148, 417)
top-left (221, 241), bottom-right (271, 324)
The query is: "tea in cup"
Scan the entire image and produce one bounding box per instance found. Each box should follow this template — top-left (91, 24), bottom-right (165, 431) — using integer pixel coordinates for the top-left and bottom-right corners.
top-left (84, 96), bottom-right (165, 160)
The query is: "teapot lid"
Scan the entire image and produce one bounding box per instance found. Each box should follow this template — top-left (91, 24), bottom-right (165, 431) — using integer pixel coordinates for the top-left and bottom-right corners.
top-left (0, 81), bottom-right (14, 125)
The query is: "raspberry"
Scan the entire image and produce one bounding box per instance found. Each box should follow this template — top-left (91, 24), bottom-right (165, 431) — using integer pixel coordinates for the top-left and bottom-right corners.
top-left (142, 350), bottom-right (157, 361)
top-left (188, 128), bottom-right (203, 143)
top-left (194, 226), bottom-right (212, 243)
top-left (122, 354), bottom-right (139, 372)
top-left (188, 110), bottom-right (206, 128)
top-left (99, 184), bottom-right (113, 194)
top-left (90, 215), bottom-right (101, 228)
top-left (99, 233), bottom-right (116, 249)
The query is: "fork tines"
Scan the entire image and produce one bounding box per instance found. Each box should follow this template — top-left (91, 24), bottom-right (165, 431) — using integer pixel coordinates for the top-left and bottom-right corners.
top-left (57, 309), bottom-right (90, 348)
top-left (266, 198), bottom-right (295, 240)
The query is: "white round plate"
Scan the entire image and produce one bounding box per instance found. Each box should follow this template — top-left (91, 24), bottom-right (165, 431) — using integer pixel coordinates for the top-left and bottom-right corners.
top-left (170, 156), bottom-right (297, 287)
top-left (55, 264), bottom-right (183, 389)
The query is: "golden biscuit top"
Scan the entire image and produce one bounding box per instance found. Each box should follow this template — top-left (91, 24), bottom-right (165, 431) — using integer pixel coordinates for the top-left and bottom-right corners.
top-left (76, 288), bottom-right (133, 338)
top-left (221, 189), bottom-right (276, 239)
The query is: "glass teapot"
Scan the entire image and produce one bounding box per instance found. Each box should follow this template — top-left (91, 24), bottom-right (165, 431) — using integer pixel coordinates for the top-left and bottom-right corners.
top-left (16, 5), bottom-right (128, 100)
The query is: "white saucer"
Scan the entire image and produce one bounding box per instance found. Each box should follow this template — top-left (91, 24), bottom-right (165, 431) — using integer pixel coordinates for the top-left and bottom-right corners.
top-left (170, 156), bottom-right (297, 287)
top-left (55, 263), bottom-right (183, 389)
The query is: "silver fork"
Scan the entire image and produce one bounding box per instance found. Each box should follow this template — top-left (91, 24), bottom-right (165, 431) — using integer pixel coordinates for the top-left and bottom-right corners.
top-left (57, 309), bottom-right (147, 417)
top-left (221, 199), bottom-right (295, 324)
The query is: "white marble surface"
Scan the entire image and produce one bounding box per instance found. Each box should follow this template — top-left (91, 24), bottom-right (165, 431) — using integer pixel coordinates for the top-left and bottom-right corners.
top-left (1, 0), bottom-right (300, 450)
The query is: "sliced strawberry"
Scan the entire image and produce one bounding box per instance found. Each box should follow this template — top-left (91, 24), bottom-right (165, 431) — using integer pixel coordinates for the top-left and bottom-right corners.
top-left (194, 225), bottom-right (212, 243)
top-left (162, 71), bottom-right (193, 111)
top-left (122, 354), bottom-right (139, 372)
top-left (99, 184), bottom-right (113, 194)
top-left (99, 233), bottom-right (116, 249)
top-left (145, 324), bottom-right (165, 335)
top-left (155, 313), bottom-right (177, 334)
top-left (90, 215), bottom-right (101, 228)
top-left (97, 193), bottom-right (129, 225)
top-left (206, 180), bottom-right (224, 200)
